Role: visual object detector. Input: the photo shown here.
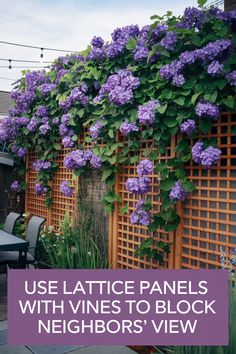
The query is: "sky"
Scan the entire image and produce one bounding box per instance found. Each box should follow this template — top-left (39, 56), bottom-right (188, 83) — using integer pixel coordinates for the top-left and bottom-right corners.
top-left (0, 0), bottom-right (199, 92)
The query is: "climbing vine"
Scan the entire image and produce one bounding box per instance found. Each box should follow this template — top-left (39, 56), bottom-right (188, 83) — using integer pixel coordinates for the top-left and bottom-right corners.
top-left (1, 2), bottom-right (236, 262)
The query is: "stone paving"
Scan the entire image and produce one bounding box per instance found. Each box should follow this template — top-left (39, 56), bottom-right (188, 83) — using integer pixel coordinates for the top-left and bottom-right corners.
top-left (0, 274), bottom-right (137, 354)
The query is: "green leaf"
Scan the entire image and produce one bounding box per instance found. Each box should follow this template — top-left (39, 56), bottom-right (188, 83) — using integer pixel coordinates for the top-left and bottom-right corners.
top-left (53, 143), bottom-right (61, 150)
top-left (126, 37), bottom-right (137, 50)
top-left (158, 103), bottom-right (168, 114)
top-left (182, 181), bottom-right (196, 192)
top-left (160, 178), bottom-right (175, 191)
top-left (108, 129), bottom-right (114, 139)
top-left (222, 96), bottom-right (235, 109)
top-left (164, 116), bottom-right (177, 128)
top-left (197, 0), bottom-right (207, 8)
top-left (120, 204), bottom-right (129, 214)
top-left (102, 168), bottom-right (113, 181)
top-left (173, 97), bottom-right (185, 106)
top-left (199, 119), bottom-right (212, 134)
top-left (191, 92), bottom-right (202, 105)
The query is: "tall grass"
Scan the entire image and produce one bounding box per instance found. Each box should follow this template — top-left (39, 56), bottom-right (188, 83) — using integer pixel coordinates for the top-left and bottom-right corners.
top-left (41, 210), bottom-right (108, 269)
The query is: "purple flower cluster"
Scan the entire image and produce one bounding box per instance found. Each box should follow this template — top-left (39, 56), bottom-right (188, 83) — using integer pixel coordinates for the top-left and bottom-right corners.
top-left (138, 100), bottom-right (159, 125)
top-left (119, 121), bottom-right (139, 136)
top-left (89, 121), bottom-right (103, 139)
top-left (26, 117), bottom-right (39, 133)
top-left (62, 136), bottom-right (74, 148)
top-left (106, 25), bottom-right (140, 59)
top-left (226, 71), bottom-right (236, 86)
top-left (125, 177), bottom-right (151, 194)
top-left (137, 159), bottom-right (153, 177)
top-left (59, 83), bottom-right (88, 110)
top-left (34, 183), bottom-right (48, 196)
top-left (169, 181), bottom-right (188, 201)
top-left (94, 69), bottom-right (140, 106)
top-left (39, 123), bottom-right (51, 135)
top-left (10, 180), bottom-right (21, 193)
top-left (17, 147), bottom-right (27, 158)
top-left (152, 24), bottom-right (166, 39)
top-left (64, 149), bottom-right (101, 170)
top-left (192, 141), bottom-right (221, 168)
top-left (88, 36), bottom-right (106, 61)
top-left (39, 83), bottom-right (56, 96)
top-left (0, 116), bottom-right (19, 143)
top-left (134, 26), bottom-right (150, 61)
top-left (196, 102), bottom-right (220, 120)
top-left (160, 39), bottom-right (231, 85)
top-left (130, 200), bottom-right (151, 226)
top-left (32, 160), bottom-right (51, 172)
top-left (125, 159), bottom-right (152, 194)
top-left (180, 119), bottom-right (196, 136)
top-left (36, 105), bottom-right (48, 116)
top-left (160, 31), bottom-right (178, 51)
top-left (207, 60), bottom-right (224, 76)
top-left (178, 7), bottom-right (207, 30)
top-left (60, 181), bottom-right (73, 197)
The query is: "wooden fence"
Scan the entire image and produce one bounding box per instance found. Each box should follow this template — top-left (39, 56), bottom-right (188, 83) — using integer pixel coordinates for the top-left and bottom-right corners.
top-left (25, 112), bottom-right (236, 269)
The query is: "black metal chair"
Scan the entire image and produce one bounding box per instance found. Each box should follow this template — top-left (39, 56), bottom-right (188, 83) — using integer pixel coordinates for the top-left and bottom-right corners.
top-left (0, 216), bottom-right (45, 268)
top-left (2, 212), bottom-right (21, 234)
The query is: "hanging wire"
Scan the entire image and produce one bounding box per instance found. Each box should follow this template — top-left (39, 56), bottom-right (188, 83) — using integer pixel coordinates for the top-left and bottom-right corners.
top-left (0, 58), bottom-right (52, 64)
top-left (0, 76), bottom-right (17, 81)
top-left (0, 65), bottom-right (50, 69)
top-left (0, 40), bottom-right (76, 53)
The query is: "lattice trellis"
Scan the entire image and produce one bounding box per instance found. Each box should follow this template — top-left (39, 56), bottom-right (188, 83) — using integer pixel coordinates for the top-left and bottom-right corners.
top-left (25, 112), bottom-right (236, 269)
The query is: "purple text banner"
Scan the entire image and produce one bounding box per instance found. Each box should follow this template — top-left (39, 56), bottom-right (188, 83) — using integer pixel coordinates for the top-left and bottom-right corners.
top-left (8, 269), bottom-right (228, 346)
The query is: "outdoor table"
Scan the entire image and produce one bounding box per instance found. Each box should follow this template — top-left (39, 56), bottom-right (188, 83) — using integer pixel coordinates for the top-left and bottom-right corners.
top-left (0, 230), bottom-right (29, 268)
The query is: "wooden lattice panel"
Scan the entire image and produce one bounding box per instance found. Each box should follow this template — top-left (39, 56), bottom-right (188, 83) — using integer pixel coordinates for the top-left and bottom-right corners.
top-left (50, 148), bottom-right (77, 228)
top-left (25, 151), bottom-right (49, 221)
top-left (110, 136), bottom-right (176, 269)
top-left (177, 112), bottom-right (236, 269)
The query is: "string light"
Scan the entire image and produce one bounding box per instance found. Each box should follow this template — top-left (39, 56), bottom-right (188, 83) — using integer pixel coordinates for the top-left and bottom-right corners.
top-left (40, 48), bottom-right (44, 64)
top-left (0, 40), bottom-right (76, 53)
top-left (8, 59), bottom-right (11, 70)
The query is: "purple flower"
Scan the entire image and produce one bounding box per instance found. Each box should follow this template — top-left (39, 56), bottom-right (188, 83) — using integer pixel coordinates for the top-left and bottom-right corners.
top-left (10, 180), bottom-right (21, 193)
top-left (90, 154), bottom-right (102, 169)
top-left (89, 121), bottom-right (103, 139)
top-left (60, 181), bottom-right (73, 197)
top-left (52, 117), bottom-right (59, 125)
top-left (160, 31), bottom-right (178, 51)
top-left (192, 141), bottom-right (204, 164)
top-left (119, 121), bottom-right (139, 136)
top-left (178, 7), bottom-right (207, 30)
top-left (172, 74), bottom-right (185, 87)
top-left (62, 136), bottom-right (74, 148)
top-left (169, 181), bottom-right (188, 201)
top-left (64, 149), bottom-right (87, 170)
top-left (207, 60), bottom-right (224, 76)
top-left (226, 71), bottom-right (236, 86)
top-left (200, 146), bottom-right (221, 168)
top-left (84, 149), bottom-right (93, 161)
top-left (27, 117), bottom-right (38, 133)
top-left (134, 45), bottom-right (149, 61)
top-left (125, 177), bottom-right (151, 194)
top-left (59, 123), bottom-right (69, 137)
top-left (34, 183), bottom-right (48, 196)
top-left (94, 70), bottom-right (140, 106)
top-left (138, 100), bottom-right (159, 125)
top-left (61, 114), bottom-right (71, 125)
top-left (39, 83), bottom-right (56, 96)
top-left (91, 36), bottom-right (105, 48)
top-left (180, 119), bottom-right (196, 136)
top-left (130, 200), bottom-right (151, 226)
top-left (152, 24), bottom-right (166, 38)
top-left (39, 123), bottom-right (51, 135)
top-left (196, 102), bottom-right (220, 120)
top-left (192, 141), bottom-right (221, 168)
top-left (137, 159), bottom-right (153, 177)
top-left (33, 160), bottom-right (51, 172)
top-left (36, 105), bottom-right (48, 116)
top-left (17, 147), bottom-right (27, 158)
top-left (179, 51), bottom-right (196, 65)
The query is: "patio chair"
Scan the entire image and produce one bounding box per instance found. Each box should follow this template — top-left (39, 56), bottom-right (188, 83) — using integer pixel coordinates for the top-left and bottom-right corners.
top-left (2, 212), bottom-right (21, 234)
top-left (0, 216), bottom-right (45, 268)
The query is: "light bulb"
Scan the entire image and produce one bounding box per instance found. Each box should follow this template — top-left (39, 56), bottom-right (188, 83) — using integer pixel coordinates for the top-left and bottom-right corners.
top-left (8, 59), bottom-right (12, 70)
top-left (40, 48), bottom-right (44, 64)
